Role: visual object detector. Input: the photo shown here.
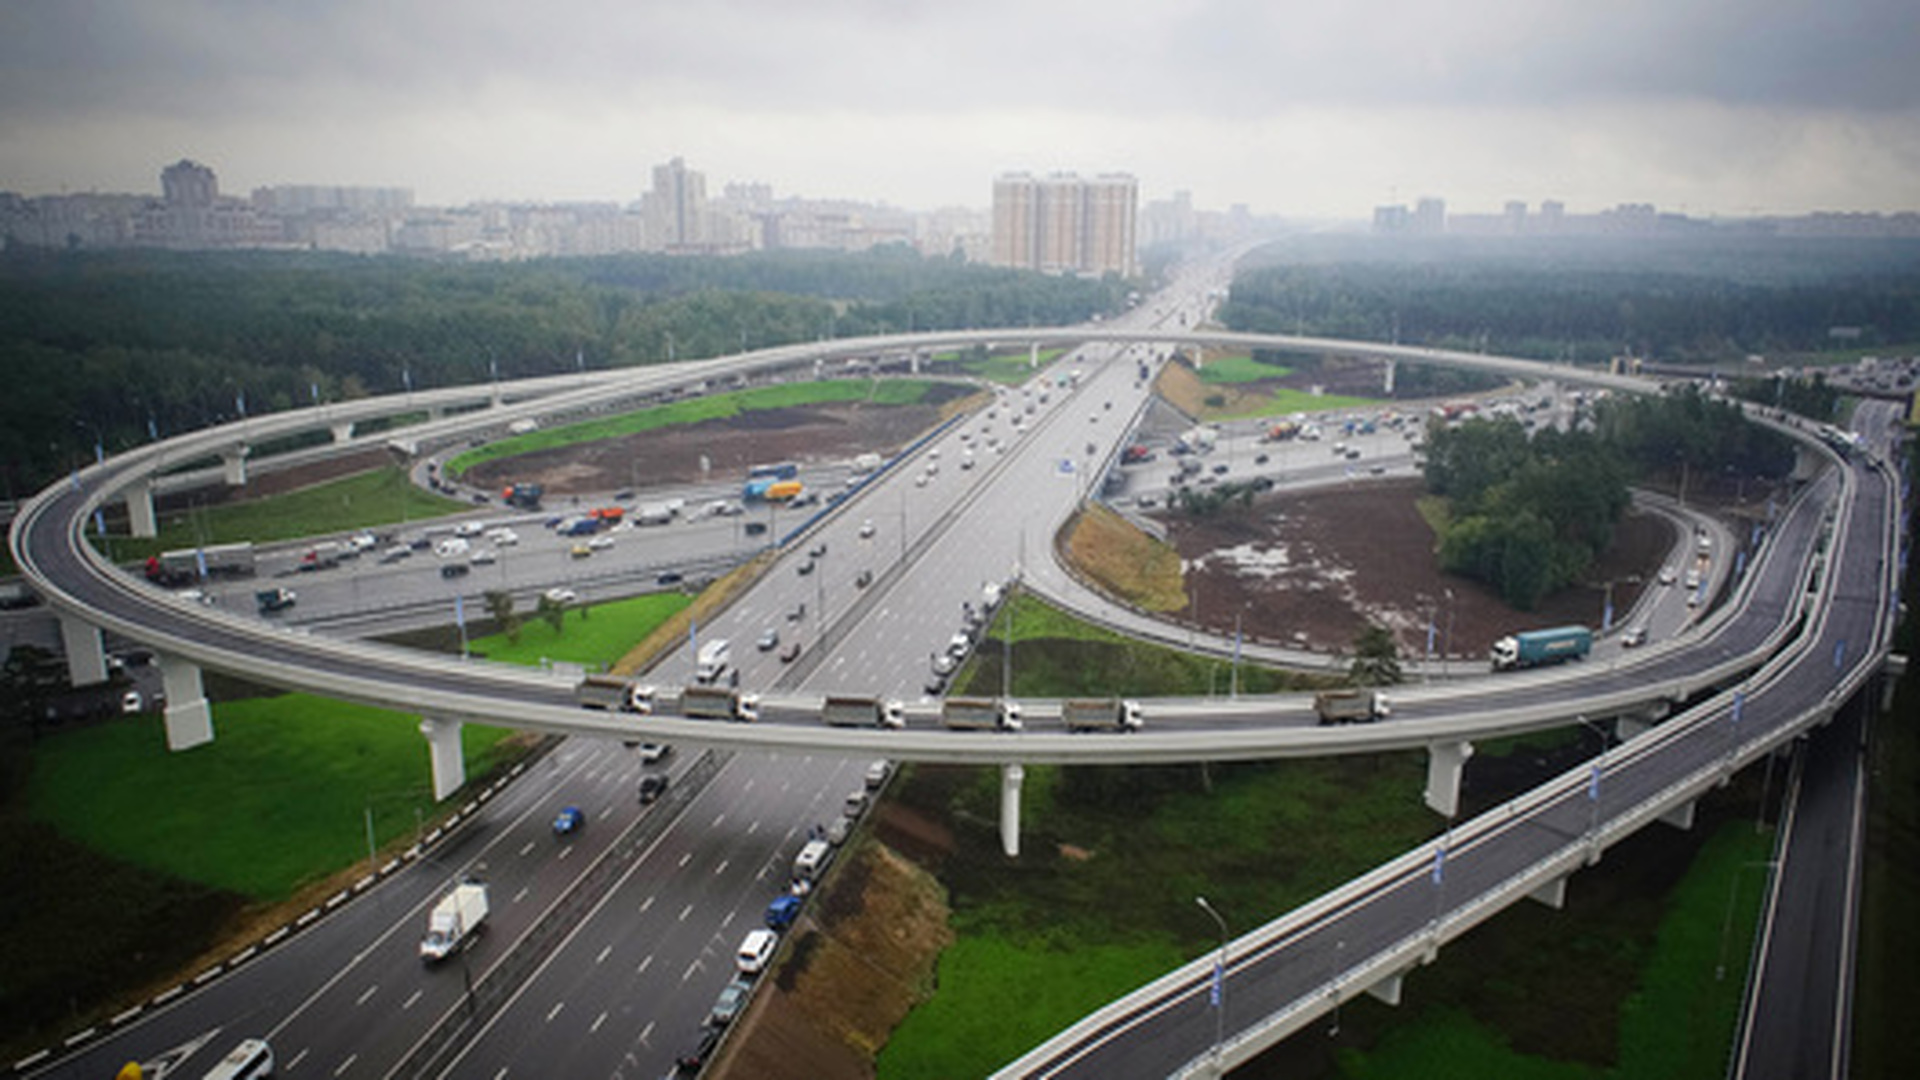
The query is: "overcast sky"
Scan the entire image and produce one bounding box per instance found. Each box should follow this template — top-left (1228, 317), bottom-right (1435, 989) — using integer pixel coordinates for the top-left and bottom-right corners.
top-left (3, 0), bottom-right (1916, 218)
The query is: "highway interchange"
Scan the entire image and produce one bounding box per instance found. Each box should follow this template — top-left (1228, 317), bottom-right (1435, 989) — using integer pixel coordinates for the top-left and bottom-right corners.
top-left (12, 254), bottom-right (1903, 1079)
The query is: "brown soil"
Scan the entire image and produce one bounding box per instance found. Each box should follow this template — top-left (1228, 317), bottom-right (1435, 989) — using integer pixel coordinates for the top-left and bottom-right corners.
top-left (1161, 477), bottom-right (1675, 661)
top-left (716, 838), bottom-right (953, 1080)
top-left (464, 398), bottom-right (964, 496)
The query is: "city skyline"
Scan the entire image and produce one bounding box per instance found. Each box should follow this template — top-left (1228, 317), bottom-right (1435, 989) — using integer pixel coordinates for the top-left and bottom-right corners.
top-left (1, 1), bottom-right (1915, 219)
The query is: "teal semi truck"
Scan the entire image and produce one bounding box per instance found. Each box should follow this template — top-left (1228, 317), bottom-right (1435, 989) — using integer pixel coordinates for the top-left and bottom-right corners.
top-left (1490, 625), bottom-right (1592, 671)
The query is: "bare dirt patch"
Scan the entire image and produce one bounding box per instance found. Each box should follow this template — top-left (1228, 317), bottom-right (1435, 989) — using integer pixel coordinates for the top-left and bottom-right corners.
top-left (466, 398), bottom-right (962, 496)
top-left (1162, 477), bottom-right (1675, 660)
top-left (716, 841), bottom-right (952, 1080)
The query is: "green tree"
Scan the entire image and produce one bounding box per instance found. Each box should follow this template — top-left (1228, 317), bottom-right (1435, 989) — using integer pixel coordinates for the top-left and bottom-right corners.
top-left (483, 590), bottom-right (519, 644)
top-left (536, 594), bottom-right (566, 636)
top-left (1348, 625), bottom-right (1403, 686)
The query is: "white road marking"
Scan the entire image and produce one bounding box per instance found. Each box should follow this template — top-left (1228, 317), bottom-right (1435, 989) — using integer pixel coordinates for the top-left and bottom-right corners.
top-left (286, 1048), bottom-right (309, 1072)
top-left (518, 840), bottom-right (535, 857)
top-left (512, 885), bottom-right (530, 904)
top-left (638, 953), bottom-right (654, 974)
top-left (354, 984), bottom-right (378, 1006)
top-left (746, 819), bottom-right (761, 835)
top-left (546, 1000), bottom-right (564, 1023)
top-left (639, 1020), bottom-right (655, 1046)
top-left (678, 852), bottom-right (692, 868)
top-left (595, 944), bottom-right (612, 965)
top-left (591, 1011), bottom-right (607, 1034)
top-left (679, 903), bottom-right (694, 921)
top-left (714, 859), bottom-right (730, 876)
top-left (640, 894), bottom-right (656, 914)
top-left (401, 988), bottom-right (422, 1010)
top-left (333, 1053), bottom-right (357, 1076)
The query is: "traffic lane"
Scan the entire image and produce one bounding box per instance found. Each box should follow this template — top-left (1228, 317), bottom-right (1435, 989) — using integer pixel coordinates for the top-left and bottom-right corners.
top-left (261, 737), bottom-right (662, 1078)
top-left (440, 751), bottom-right (861, 1079)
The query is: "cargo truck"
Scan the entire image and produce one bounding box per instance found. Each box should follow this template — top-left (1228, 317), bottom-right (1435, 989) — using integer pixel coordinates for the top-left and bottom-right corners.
top-left (940, 696), bottom-right (1022, 732)
top-left (822, 695), bottom-right (906, 729)
top-left (254, 587), bottom-right (297, 613)
top-left (1489, 625), bottom-right (1593, 671)
top-left (681, 684), bottom-right (761, 722)
top-left (575, 675), bottom-right (657, 713)
top-left (1313, 689), bottom-right (1390, 725)
top-left (695, 639), bottom-right (732, 684)
top-left (420, 881), bottom-right (488, 962)
top-left (1063, 698), bottom-right (1144, 732)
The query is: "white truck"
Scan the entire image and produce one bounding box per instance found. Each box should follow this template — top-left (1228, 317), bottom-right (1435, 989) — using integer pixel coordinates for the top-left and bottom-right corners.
top-left (695, 639), bottom-right (732, 684)
top-left (1062, 698), bottom-right (1144, 733)
top-left (681, 684), bottom-right (761, 722)
top-left (420, 881), bottom-right (489, 962)
top-left (575, 675), bottom-right (656, 713)
top-left (941, 696), bottom-right (1022, 732)
top-left (822, 694), bottom-right (906, 730)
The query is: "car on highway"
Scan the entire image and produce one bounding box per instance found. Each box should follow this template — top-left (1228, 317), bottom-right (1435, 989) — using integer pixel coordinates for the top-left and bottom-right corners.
top-left (544, 587), bottom-right (578, 604)
top-left (757, 628), bottom-right (780, 651)
top-left (859, 519), bottom-right (876, 538)
top-left (378, 546), bottom-right (411, 564)
top-left (779, 640), bottom-right (802, 664)
top-left (440, 563), bottom-right (470, 579)
top-left (706, 978), bottom-right (753, 1027)
top-left (637, 742), bottom-right (670, 763)
top-left (639, 773), bottom-right (670, 804)
top-left (810, 541), bottom-right (828, 557)
top-left (552, 806), bottom-right (584, 835)
top-left (121, 690), bottom-right (143, 714)
top-left (454, 520), bottom-right (487, 537)
top-left (735, 928), bottom-right (778, 975)
top-left (587, 534), bottom-right (615, 550)
top-left (569, 543), bottom-right (591, 559)
top-left (1659, 566), bottom-right (1677, 585)
top-left (675, 1028), bottom-right (720, 1073)
top-left (764, 894), bottom-right (802, 930)
top-left (486, 527), bottom-right (519, 546)
top-left (1622, 625), bottom-right (1649, 647)
top-left (797, 558), bottom-right (815, 575)
top-left (865, 760), bottom-right (891, 789)
top-left (855, 569), bottom-right (873, 588)
top-left (469, 547), bottom-right (497, 565)
top-left (656, 570), bottom-right (683, 585)
top-left (435, 537), bottom-right (470, 558)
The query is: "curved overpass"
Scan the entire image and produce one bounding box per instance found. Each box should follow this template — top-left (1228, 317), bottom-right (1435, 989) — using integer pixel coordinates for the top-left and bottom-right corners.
top-left (10, 326), bottom-right (1856, 782)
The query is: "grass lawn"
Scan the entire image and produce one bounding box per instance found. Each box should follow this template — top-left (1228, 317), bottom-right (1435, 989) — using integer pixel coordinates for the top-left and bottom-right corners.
top-left (27, 699), bottom-right (516, 901)
top-left (1216, 387), bottom-right (1379, 421)
top-left (465, 591), bottom-right (693, 668)
top-left (444, 378), bottom-right (950, 477)
top-left (104, 465), bottom-right (467, 563)
top-left (931, 347), bottom-right (1070, 386)
top-left (1196, 353), bottom-right (1295, 384)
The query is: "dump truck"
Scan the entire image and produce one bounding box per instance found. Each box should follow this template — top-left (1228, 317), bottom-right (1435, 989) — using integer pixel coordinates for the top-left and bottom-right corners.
top-left (1313, 689), bottom-right (1391, 725)
top-left (1490, 625), bottom-right (1593, 671)
top-left (1062, 697), bottom-right (1144, 732)
top-left (940, 696), bottom-right (1022, 732)
top-left (822, 695), bottom-right (906, 730)
top-left (420, 881), bottom-right (488, 962)
top-left (681, 685), bottom-right (761, 722)
top-left (576, 675), bottom-right (656, 713)
top-left (501, 482), bottom-right (544, 509)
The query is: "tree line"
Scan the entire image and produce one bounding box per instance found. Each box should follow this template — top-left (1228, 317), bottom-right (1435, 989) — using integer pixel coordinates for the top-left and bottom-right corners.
top-left (0, 245), bottom-right (1132, 495)
top-left (1219, 234), bottom-right (1920, 366)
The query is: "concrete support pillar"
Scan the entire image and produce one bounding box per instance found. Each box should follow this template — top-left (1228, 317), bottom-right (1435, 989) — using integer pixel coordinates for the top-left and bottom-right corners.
top-left (158, 654), bottom-right (213, 750)
top-left (1615, 715), bottom-right (1651, 743)
top-left (1660, 799), bottom-right (1696, 831)
top-left (1383, 359), bottom-right (1397, 395)
top-left (330, 421), bottom-right (355, 443)
top-left (1364, 973), bottom-right (1404, 1007)
top-left (1029, 342), bottom-right (1040, 369)
top-left (427, 405), bottom-right (446, 421)
top-left (58, 613), bottom-right (108, 687)
top-left (420, 717), bottom-right (466, 802)
top-left (1528, 876), bottom-right (1567, 910)
top-left (126, 479), bottom-right (158, 539)
top-left (221, 445), bottom-right (250, 487)
top-left (999, 763), bottom-right (1025, 858)
top-left (1423, 740), bottom-right (1474, 817)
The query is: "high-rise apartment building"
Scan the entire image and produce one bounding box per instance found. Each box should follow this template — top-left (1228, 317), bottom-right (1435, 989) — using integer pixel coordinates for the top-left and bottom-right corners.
top-left (991, 171), bottom-right (1137, 277)
top-left (646, 157), bottom-right (708, 250)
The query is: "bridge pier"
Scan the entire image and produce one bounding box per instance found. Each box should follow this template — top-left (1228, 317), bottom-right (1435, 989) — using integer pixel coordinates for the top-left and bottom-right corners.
top-left (1614, 715), bottom-right (1651, 742)
top-left (1029, 342), bottom-right (1040, 369)
top-left (158, 654), bottom-right (214, 750)
top-left (1528, 876), bottom-right (1568, 910)
top-left (1365, 971), bottom-right (1405, 1007)
top-left (126, 478), bottom-right (158, 538)
top-left (330, 421), bottom-right (355, 443)
top-left (999, 763), bottom-right (1024, 857)
top-left (420, 718), bottom-right (466, 801)
top-left (1659, 799), bottom-right (1696, 831)
top-left (58, 613), bottom-right (108, 686)
top-left (1423, 740), bottom-right (1474, 817)
top-left (1383, 358), bottom-right (1396, 395)
top-left (221, 445), bottom-right (250, 487)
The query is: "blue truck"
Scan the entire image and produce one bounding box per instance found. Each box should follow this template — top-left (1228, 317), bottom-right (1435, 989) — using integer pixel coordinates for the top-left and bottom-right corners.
top-left (1490, 625), bottom-right (1592, 671)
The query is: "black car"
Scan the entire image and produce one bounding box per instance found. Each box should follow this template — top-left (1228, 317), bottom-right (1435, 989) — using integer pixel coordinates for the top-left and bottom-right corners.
top-left (676, 1027), bottom-right (720, 1072)
top-left (440, 563), bottom-right (470, 579)
top-left (656, 570), bottom-right (684, 585)
top-left (639, 773), bottom-right (670, 804)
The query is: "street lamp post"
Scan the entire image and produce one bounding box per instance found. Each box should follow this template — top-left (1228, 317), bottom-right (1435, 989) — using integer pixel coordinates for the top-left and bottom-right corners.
top-left (1196, 896), bottom-right (1228, 1075)
top-left (1578, 715), bottom-right (1610, 864)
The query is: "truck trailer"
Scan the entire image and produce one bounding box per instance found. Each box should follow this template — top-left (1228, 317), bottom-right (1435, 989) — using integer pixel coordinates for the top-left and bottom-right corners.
top-left (1490, 625), bottom-right (1593, 671)
top-left (1062, 698), bottom-right (1144, 733)
top-left (1313, 689), bottom-right (1390, 725)
top-left (822, 695), bottom-right (906, 730)
top-left (420, 881), bottom-right (489, 962)
top-left (940, 696), bottom-right (1022, 732)
top-left (681, 685), bottom-right (761, 722)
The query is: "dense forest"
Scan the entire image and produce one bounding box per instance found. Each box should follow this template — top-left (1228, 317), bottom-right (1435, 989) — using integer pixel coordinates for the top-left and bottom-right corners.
top-left (0, 245), bottom-right (1133, 494)
top-left (1423, 387), bottom-right (1796, 609)
top-left (1221, 234), bottom-right (1920, 365)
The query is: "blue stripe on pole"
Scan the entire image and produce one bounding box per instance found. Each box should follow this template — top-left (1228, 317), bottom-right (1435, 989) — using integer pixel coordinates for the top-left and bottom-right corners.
top-left (1431, 844), bottom-right (1445, 885)
top-left (1588, 763), bottom-right (1601, 801)
top-left (1210, 959), bottom-right (1222, 1007)
top-left (455, 594), bottom-right (465, 630)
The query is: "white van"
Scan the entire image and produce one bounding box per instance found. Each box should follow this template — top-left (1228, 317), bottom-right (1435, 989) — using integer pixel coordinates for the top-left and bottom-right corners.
top-left (736, 928), bottom-right (779, 975)
top-left (794, 838), bottom-right (831, 881)
top-left (203, 1038), bottom-right (274, 1080)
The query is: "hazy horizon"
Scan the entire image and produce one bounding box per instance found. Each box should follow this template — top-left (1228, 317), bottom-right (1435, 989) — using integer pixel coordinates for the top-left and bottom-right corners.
top-left (3, 1), bottom-right (1916, 217)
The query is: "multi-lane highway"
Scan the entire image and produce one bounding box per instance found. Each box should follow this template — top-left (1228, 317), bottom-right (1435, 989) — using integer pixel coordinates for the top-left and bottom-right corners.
top-left (12, 251), bottom-right (1899, 1078)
